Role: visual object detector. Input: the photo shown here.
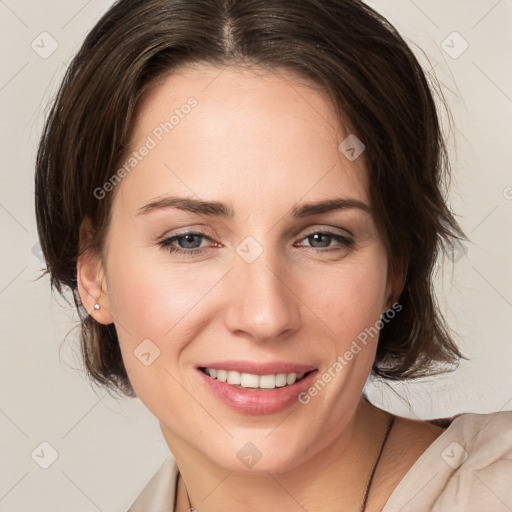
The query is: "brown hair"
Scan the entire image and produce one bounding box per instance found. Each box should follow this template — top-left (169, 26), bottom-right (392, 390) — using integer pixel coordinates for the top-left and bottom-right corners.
top-left (35, 0), bottom-right (466, 397)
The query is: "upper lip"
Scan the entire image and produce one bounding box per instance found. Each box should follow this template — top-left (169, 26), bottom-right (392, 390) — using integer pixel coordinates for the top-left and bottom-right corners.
top-left (198, 360), bottom-right (317, 375)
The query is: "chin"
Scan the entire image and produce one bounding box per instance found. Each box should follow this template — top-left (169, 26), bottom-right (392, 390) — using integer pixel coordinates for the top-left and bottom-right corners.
top-left (195, 432), bottom-right (318, 475)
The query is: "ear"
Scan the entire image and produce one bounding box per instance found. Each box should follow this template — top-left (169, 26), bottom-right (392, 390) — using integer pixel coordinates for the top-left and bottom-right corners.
top-left (76, 220), bottom-right (114, 324)
top-left (383, 263), bottom-right (407, 312)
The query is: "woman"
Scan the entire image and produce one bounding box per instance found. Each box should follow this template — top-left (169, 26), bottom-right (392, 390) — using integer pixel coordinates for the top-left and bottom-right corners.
top-left (35, 0), bottom-right (512, 510)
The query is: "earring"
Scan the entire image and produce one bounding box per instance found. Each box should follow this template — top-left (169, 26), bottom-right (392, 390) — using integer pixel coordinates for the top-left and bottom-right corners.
top-left (93, 303), bottom-right (101, 310)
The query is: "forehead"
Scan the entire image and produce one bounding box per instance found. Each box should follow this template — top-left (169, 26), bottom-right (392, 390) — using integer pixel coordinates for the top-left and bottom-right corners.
top-left (115, 64), bottom-right (369, 215)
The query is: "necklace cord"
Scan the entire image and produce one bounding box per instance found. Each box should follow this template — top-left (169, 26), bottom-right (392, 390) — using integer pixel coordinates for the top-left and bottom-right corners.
top-left (183, 416), bottom-right (396, 512)
top-left (359, 415), bottom-right (395, 512)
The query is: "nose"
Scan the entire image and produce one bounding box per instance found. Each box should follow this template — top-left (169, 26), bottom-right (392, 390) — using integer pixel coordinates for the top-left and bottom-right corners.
top-left (223, 247), bottom-right (302, 343)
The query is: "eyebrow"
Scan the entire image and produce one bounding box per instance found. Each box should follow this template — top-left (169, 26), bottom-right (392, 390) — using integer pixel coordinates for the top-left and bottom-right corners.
top-left (137, 196), bottom-right (371, 218)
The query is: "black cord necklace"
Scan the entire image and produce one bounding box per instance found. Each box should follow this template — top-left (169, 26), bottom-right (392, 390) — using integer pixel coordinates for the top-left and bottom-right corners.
top-left (183, 416), bottom-right (395, 512)
top-left (359, 415), bottom-right (395, 511)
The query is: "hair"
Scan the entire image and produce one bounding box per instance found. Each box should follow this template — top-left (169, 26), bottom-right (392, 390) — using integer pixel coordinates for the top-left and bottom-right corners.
top-left (35, 0), bottom-right (466, 397)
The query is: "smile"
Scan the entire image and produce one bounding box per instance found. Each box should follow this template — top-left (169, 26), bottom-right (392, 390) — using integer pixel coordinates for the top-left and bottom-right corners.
top-left (197, 361), bottom-right (318, 415)
top-left (201, 368), bottom-right (309, 389)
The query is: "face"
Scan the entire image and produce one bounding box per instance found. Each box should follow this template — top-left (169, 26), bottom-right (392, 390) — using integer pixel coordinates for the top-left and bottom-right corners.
top-left (81, 64), bottom-right (397, 473)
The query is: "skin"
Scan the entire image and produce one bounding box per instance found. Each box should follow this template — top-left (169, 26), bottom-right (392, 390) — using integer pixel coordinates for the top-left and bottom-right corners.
top-left (78, 64), bottom-right (444, 511)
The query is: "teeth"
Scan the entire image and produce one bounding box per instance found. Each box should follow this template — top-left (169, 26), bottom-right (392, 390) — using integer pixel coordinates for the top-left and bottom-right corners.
top-left (240, 373), bottom-right (260, 388)
top-left (203, 368), bottom-right (307, 389)
top-left (227, 371), bottom-right (241, 385)
top-left (259, 374), bottom-right (276, 389)
top-left (275, 373), bottom-right (287, 387)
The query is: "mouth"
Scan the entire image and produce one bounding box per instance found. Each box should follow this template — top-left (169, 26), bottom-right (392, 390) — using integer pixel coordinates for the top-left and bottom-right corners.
top-left (199, 367), bottom-right (313, 390)
top-left (196, 362), bottom-right (318, 415)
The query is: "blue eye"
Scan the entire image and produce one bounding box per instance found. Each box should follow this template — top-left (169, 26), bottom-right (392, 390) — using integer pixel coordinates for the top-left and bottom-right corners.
top-left (158, 232), bottom-right (214, 257)
top-left (158, 230), bottom-right (353, 257)
top-left (300, 232), bottom-right (353, 250)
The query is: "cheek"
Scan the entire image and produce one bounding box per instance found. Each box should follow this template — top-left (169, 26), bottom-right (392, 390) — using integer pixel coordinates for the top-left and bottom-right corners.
top-left (311, 254), bottom-right (389, 346)
top-left (103, 241), bottom-right (224, 394)
top-left (104, 252), bottom-right (193, 411)
top-left (106, 241), bottom-right (208, 341)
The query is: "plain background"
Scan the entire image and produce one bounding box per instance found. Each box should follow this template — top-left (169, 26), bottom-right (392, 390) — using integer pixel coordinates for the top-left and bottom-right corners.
top-left (0, 0), bottom-right (511, 510)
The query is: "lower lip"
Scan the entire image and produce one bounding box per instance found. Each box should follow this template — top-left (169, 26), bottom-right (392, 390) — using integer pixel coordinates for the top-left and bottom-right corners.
top-left (197, 369), bottom-right (318, 415)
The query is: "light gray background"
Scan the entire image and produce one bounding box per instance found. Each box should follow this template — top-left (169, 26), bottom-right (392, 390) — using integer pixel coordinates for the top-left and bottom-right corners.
top-left (1, 0), bottom-right (511, 510)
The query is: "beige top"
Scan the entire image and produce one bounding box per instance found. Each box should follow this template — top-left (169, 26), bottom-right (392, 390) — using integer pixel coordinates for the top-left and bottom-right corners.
top-left (128, 411), bottom-right (512, 512)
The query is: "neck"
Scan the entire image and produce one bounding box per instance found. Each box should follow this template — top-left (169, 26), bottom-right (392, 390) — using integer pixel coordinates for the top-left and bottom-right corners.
top-left (167, 398), bottom-right (392, 512)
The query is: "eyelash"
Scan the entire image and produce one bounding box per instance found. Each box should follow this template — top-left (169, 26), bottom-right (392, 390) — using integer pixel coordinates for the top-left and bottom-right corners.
top-left (157, 230), bottom-right (353, 258)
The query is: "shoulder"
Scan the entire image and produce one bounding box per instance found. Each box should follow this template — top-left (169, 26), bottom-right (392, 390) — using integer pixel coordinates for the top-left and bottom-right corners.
top-left (382, 410), bottom-right (512, 512)
top-left (445, 409), bottom-right (512, 456)
top-left (127, 455), bottom-right (178, 512)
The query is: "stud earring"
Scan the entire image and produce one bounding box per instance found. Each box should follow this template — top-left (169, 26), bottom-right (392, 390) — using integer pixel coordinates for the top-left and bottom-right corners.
top-left (93, 303), bottom-right (101, 310)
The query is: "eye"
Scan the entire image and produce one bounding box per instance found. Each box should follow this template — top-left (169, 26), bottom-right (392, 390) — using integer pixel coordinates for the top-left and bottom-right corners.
top-left (157, 228), bottom-right (353, 258)
top-left (297, 230), bottom-right (353, 252)
top-left (158, 231), bottom-right (217, 257)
